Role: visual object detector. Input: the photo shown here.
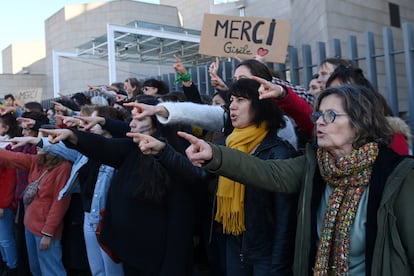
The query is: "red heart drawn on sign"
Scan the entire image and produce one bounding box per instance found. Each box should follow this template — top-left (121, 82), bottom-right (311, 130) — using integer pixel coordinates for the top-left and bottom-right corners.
top-left (257, 47), bottom-right (269, 57)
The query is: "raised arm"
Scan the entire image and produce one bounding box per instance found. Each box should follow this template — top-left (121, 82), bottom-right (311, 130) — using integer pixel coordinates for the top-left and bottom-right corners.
top-left (40, 128), bottom-right (132, 169)
top-left (3, 136), bottom-right (81, 163)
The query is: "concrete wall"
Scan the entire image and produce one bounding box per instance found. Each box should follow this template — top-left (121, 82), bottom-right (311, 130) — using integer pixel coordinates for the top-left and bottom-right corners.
top-left (160, 0), bottom-right (291, 30)
top-left (44, 0), bottom-right (181, 99)
top-left (0, 74), bottom-right (46, 101)
top-left (2, 41), bottom-right (45, 74)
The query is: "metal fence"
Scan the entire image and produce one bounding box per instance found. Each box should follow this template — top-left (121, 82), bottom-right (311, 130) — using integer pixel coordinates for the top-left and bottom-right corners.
top-left (43, 22), bottom-right (414, 147)
top-left (161, 22), bottom-right (414, 145)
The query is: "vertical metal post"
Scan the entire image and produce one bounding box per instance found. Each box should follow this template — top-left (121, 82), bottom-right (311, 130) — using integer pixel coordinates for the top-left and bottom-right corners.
top-left (403, 22), bottom-right (414, 150)
top-left (107, 24), bottom-right (117, 84)
top-left (288, 46), bottom-right (300, 85)
top-left (52, 51), bottom-right (78, 98)
top-left (383, 27), bottom-right (399, 115)
top-left (52, 50), bottom-right (60, 98)
top-left (275, 63), bottom-right (287, 81)
top-left (365, 32), bottom-right (378, 89)
top-left (330, 38), bottom-right (342, 57)
top-left (302, 44), bottom-right (313, 89)
top-left (348, 35), bottom-right (359, 67)
top-left (316, 41), bottom-right (327, 66)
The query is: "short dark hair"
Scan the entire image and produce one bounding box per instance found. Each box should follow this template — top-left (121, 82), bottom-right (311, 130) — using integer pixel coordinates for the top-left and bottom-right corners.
top-left (229, 78), bottom-right (285, 131)
top-left (4, 94), bottom-right (15, 101)
top-left (24, 101), bottom-right (44, 113)
top-left (95, 105), bottom-right (127, 121)
top-left (21, 111), bottom-right (49, 131)
top-left (320, 57), bottom-right (354, 68)
top-left (325, 66), bottom-right (394, 116)
top-left (235, 59), bottom-right (273, 81)
top-left (142, 78), bottom-right (169, 95)
top-left (71, 92), bottom-right (91, 107)
top-left (315, 84), bottom-right (394, 147)
top-left (0, 113), bottom-right (21, 138)
top-left (55, 98), bottom-right (80, 112)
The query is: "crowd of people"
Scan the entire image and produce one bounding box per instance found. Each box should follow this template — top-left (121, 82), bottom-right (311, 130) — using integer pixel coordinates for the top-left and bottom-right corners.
top-left (0, 54), bottom-right (413, 276)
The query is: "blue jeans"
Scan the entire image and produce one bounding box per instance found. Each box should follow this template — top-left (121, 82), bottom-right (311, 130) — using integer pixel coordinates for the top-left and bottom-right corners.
top-left (0, 208), bottom-right (17, 269)
top-left (226, 235), bottom-right (271, 276)
top-left (25, 229), bottom-right (66, 276)
top-left (83, 212), bottom-right (124, 276)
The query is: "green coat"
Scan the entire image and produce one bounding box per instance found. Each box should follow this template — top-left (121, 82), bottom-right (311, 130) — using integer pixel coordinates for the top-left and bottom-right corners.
top-left (205, 143), bottom-right (414, 275)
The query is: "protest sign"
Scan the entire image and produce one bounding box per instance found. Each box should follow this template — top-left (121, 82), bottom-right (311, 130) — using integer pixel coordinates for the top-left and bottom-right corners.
top-left (199, 13), bottom-right (291, 63)
top-left (15, 88), bottom-right (43, 104)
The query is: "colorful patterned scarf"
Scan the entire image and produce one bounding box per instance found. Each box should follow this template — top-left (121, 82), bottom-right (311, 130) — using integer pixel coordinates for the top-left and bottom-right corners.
top-left (313, 142), bottom-right (379, 275)
top-left (215, 122), bottom-right (268, 235)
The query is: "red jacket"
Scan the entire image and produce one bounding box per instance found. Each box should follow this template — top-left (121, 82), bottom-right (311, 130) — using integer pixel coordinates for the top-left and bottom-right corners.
top-left (0, 165), bottom-right (16, 209)
top-left (274, 85), bottom-right (314, 140)
top-left (0, 148), bottom-right (72, 238)
top-left (389, 133), bottom-right (409, 155)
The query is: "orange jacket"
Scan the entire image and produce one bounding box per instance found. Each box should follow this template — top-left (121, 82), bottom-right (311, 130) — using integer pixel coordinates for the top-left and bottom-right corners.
top-left (0, 148), bottom-right (72, 238)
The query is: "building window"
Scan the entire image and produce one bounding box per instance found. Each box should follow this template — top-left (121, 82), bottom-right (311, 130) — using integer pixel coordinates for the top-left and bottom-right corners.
top-left (214, 0), bottom-right (238, 4)
top-left (389, 2), bottom-right (401, 28)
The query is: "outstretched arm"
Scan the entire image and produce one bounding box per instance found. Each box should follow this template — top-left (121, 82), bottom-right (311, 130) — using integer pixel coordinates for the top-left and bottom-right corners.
top-left (125, 101), bottom-right (227, 133)
top-left (39, 128), bottom-right (78, 145)
top-left (127, 132), bottom-right (208, 181)
top-left (178, 131), bottom-right (305, 193)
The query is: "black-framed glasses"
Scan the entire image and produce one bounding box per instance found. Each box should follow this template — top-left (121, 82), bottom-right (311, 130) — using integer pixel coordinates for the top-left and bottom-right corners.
top-left (310, 110), bottom-right (347, 124)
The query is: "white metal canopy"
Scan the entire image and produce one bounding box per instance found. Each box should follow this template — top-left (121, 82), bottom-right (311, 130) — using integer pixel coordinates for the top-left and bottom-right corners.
top-left (53, 21), bottom-right (210, 96)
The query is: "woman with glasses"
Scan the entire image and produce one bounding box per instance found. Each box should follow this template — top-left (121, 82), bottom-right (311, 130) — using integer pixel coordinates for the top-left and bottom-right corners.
top-left (325, 65), bottom-right (411, 155)
top-left (179, 84), bottom-right (414, 276)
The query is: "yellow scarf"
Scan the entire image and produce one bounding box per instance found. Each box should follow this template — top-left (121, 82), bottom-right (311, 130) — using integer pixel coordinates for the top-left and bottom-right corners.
top-left (215, 122), bottom-right (268, 235)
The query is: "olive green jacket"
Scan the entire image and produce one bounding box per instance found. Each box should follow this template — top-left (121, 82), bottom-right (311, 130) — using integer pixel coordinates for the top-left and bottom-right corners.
top-left (205, 143), bottom-right (414, 275)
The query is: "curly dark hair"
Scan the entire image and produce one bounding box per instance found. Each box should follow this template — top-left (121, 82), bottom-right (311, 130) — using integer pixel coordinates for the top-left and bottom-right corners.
top-left (315, 84), bottom-right (394, 148)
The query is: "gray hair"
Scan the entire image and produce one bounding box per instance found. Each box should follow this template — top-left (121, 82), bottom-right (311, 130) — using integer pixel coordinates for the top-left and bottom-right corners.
top-left (315, 84), bottom-right (394, 147)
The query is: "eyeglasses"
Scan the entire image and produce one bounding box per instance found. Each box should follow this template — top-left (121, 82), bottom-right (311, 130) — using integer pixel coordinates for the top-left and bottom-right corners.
top-left (310, 110), bottom-right (347, 124)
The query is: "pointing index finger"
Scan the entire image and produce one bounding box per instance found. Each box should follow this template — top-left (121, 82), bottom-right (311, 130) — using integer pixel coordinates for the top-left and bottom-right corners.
top-left (251, 76), bottom-right (267, 84)
top-left (177, 131), bottom-right (199, 144)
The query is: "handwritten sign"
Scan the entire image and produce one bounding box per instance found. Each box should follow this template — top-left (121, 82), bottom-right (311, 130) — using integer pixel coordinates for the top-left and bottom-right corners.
top-left (199, 14), bottom-right (291, 63)
top-left (15, 88), bottom-right (43, 104)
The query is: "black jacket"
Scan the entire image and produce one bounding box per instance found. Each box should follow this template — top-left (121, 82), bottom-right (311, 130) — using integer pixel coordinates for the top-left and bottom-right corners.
top-left (65, 130), bottom-right (202, 275)
top-left (240, 131), bottom-right (298, 275)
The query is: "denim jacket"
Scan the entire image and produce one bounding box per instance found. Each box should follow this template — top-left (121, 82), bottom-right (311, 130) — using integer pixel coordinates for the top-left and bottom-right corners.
top-left (42, 138), bottom-right (116, 230)
top-left (87, 164), bottom-right (115, 230)
top-left (41, 137), bottom-right (87, 199)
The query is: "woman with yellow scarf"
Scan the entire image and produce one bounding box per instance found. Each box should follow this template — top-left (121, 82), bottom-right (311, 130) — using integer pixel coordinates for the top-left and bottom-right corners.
top-left (215, 78), bottom-right (297, 276)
